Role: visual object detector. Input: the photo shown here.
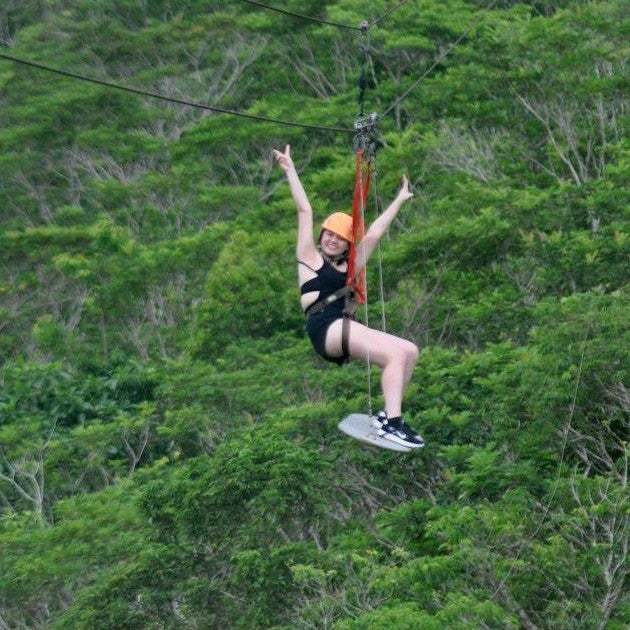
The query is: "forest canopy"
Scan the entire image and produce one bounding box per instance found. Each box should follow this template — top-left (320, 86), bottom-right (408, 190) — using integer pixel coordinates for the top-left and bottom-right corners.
top-left (0, 1), bottom-right (628, 629)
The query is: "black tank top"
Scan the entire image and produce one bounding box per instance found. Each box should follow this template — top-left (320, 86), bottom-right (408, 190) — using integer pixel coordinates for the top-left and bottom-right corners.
top-left (299, 259), bottom-right (347, 305)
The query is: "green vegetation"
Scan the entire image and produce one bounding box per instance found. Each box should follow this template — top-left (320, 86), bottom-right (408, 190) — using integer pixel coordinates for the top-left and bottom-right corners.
top-left (1, 1), bottom-right (628, 628)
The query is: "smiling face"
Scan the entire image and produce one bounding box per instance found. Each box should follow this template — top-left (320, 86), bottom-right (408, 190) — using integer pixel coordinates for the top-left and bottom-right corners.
top-left (320, 228), bottom-right (350, 258)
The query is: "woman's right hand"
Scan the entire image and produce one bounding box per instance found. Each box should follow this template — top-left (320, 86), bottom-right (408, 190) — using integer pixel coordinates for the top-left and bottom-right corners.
top-left (273, 144), bottom-right (294, 173)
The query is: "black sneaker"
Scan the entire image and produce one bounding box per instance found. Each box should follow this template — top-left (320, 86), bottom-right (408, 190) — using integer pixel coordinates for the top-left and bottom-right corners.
top-left (378, 417), bottom-right (425, 449)
top-left (372, 410), bottom-right (388, 430)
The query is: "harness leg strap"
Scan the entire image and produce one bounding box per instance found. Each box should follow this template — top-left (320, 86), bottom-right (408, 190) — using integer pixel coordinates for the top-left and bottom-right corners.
top-left (341, 315), bottom-right (351, 360)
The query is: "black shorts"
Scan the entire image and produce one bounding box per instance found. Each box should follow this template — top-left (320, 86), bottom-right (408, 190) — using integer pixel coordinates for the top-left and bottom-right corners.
top-left (305, 304), bottom-right (347, 366)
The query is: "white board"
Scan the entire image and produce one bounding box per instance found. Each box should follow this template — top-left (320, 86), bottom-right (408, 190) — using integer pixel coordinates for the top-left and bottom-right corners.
top-left (338, 413), bottom-right (412, 453)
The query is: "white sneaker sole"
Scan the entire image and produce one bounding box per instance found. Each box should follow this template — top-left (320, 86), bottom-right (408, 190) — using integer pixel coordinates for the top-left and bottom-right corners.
top-left (379, 430), bottom-right (425, 449)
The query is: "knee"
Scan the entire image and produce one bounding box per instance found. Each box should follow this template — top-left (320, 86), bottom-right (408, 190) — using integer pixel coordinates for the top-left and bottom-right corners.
top-left (389, 343), bottom-right (417, 367)
top-left (405, 341), bottom-right (419, 365)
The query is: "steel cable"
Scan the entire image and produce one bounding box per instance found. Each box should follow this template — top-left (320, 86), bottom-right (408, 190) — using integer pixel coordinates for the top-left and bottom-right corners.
top-left (0, 52), bottom-right (354, 134)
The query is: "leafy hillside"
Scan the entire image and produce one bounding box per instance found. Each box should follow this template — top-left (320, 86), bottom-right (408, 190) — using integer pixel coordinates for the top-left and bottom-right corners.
top-left (1, 1), bottom-right (628, 628)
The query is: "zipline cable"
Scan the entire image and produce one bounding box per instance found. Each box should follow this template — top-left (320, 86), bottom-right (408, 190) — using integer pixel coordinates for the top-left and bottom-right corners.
top-left (382, 0), bottom-right (500, 117)
top-left (237, 0), bottom-right (413, 30)
top-left (0, 52), bottom-right (355, 135)
top-left (237, 0), bottom-right (360, 30)
top-left (357, 21), bottom-right (371, 116)
top-left (369, 0), bottom-right (412, 28)
top-left (1, 1), bottom-right (497, 134)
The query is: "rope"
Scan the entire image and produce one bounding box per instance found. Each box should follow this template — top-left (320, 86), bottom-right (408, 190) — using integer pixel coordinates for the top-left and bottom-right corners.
top-left (382, 0), bottom-right (500, 117)
top-left (357, 153), bottom-right (373, 417)
top-left (370, 159), bottom-right (388, 333)
top-left (0, 52), bottom-right (354, 135)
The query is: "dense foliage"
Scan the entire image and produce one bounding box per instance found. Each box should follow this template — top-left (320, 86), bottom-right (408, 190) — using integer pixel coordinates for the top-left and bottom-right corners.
top-left (1, 1), bottom-right (628, 628)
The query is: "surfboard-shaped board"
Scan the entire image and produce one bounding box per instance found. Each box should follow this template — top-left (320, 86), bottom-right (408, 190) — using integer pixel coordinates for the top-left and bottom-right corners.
top-left (338, 413), bottom-right (411, 453)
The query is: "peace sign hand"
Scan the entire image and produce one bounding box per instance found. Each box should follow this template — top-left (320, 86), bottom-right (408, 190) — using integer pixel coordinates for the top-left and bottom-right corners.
top-left (396, 175), bottom-right (414, 203)
top-left (273, 144), bottom-right (295, 173)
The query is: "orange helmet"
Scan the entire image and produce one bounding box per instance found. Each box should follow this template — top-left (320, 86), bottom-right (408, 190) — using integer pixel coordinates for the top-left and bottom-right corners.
top-left (321, 212), bottom-right (353, 243)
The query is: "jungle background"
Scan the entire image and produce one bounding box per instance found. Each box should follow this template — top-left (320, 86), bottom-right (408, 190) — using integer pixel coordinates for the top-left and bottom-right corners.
top-left (0, 1), bottom-right (628, 628)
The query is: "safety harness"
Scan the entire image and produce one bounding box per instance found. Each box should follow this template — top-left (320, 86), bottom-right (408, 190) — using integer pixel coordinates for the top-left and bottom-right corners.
top-left (304, 282), bottom-right (357, 360)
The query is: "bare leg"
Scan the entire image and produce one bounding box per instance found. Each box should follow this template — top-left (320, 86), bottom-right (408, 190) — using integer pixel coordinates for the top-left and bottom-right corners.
top-left (325, 319), bottom-right (419, 418)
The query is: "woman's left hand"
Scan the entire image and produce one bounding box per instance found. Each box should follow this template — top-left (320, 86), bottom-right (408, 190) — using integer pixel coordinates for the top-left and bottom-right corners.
top-left (273, 144), bottom-right (295, 173)
top-left (396, 175), bottom-right (414, 203)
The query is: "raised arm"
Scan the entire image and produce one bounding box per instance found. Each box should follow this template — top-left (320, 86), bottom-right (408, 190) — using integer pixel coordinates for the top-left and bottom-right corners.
top-left (354, 175), bottom-right (414, 273)
top-left (273, 144), bottom-right (319, 264)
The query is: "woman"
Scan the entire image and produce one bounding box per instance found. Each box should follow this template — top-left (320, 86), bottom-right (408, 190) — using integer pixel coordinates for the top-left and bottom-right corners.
top-left (274, 144), bottom-right (424, 449)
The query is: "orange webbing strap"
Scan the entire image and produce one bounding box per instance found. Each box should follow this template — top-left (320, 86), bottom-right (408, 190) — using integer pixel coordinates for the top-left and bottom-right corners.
top-left (342, 149), bottom-right (371, 361)
top-left (346, 149), bottom-right (371, 305)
